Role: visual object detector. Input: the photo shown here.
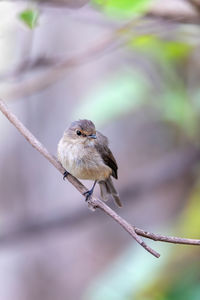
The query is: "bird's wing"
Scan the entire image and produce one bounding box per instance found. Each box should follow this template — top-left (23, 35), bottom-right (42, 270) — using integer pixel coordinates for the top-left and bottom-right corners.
top-left (95, 131), bottom-right (118, 179)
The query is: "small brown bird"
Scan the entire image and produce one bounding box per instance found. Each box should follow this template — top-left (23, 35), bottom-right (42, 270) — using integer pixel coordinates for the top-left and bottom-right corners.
top-left (57, 119), bottom-right (122, 207)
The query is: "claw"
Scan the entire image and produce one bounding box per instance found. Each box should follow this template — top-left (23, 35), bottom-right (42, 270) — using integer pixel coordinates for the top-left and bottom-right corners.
top-left (63, 171), bottom-right (69, 180)
top-left (83, 180), bottom-right (97, 201)
top-left (83, 190), bottom-right (93, 201)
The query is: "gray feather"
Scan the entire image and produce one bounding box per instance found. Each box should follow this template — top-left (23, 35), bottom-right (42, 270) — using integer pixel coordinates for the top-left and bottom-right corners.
top-left (98, 177), bottom-right (122, 207)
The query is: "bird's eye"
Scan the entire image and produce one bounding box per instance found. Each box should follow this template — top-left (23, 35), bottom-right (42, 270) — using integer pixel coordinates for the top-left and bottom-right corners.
top-left (76, 130), bottom-right (81, 136)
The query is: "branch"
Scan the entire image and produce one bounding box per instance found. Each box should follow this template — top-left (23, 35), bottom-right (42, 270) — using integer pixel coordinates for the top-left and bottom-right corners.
top-left (0, 56), bottom-right (59, 81)
top-left (0, 99), bottom-right (160, 258)
top-left (146, 0), bottom-right (200, 24)
top-left (2, 7), bottom-right (199, 101)
top-left (134, 227), bottom-right (200, 245)
top-left (1, 99), bottom-right (200, 257)
top-left (0, 20), bottom-right (130, 100)
top-left (0, 211), bottom-right (199, 247)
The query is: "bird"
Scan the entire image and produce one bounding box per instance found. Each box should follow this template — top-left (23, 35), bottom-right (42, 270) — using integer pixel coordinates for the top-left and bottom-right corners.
top-left (57, 119), bottom-right (122, 207)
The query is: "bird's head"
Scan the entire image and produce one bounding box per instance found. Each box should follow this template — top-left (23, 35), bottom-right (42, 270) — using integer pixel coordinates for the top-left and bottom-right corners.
top-left (64, 119), bottom-right (97, 143)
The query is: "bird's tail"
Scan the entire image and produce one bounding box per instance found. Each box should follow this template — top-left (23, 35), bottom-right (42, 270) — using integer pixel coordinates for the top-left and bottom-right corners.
top-left (98, 177), bottom-right (122, 207)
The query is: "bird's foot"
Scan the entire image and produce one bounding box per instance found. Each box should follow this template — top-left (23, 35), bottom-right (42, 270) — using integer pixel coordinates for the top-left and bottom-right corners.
top-left (83, 189), bottom-right (93, 202)
top-left (83, 189), bottom-right (97, 211)
top-left (83, 180), bottom-right (97, 201)
top-left (63, 171), bottom-right (69, 180)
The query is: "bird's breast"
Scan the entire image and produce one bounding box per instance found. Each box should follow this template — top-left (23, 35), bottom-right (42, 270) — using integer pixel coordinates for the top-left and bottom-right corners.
top-left (57, 139), bottom-right (111, 180)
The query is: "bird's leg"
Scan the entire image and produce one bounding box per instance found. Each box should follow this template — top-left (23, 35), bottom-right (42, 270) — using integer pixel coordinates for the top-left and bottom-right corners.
top-left (63, 170), bottom-right (69, 180)
top-left (84, 180), bottom-right (97, 201)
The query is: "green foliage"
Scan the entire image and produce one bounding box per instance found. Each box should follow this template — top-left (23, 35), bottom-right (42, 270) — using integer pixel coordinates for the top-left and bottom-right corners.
top-left (129, 34), bottom-right (197, 137)
top-left (84, 242), bottom-right (169, 300)
top-left (134, 185), bottom-right (200, 300)
top-left (84, 184), bottom-right (200, 300)
top-left (91, 0), bottom-right (152, 17)
top-left (73, 72), bottom-right (150, 126)
top-left (165, 268), bottom-right (200, 300)
top-left (131, 34), bottom-right (192, 62)
top-left (161, 89), bottom-right (197, 137)
top-left (19, 8), bottom-right (39, 29)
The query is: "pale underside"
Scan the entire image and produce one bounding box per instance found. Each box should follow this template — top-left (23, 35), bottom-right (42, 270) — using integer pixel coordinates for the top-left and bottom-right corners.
top-left (57, 138), bottom-right (112, 181)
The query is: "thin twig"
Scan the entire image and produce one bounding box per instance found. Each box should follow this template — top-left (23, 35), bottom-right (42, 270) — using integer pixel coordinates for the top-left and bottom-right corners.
top-left (1, 12), bottom-right (193, 101)
top-left (1, 8), bottom-right (199, 101)
top-left (0, 99), bottom-right (160, 258)
top-left (0, 211), bottom-right (199, 248)
top-left (1, 99), bottom-right (200, 256)
top-left (0, 20), bottom-right (134, 101)
top-left (0, 207), bottom-right (199, 247)
top-left (134, 227), bottom-right (200, 245)
top-left (146, 1), bottom-right (200, 24)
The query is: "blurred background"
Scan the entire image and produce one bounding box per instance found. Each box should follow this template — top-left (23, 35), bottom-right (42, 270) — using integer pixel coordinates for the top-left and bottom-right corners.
top-left (0, 0), bottom-right (200, 299)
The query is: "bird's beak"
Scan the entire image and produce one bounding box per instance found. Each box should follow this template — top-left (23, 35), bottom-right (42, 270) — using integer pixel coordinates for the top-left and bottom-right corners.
top-left (88, 134), bottom-right (97, 139)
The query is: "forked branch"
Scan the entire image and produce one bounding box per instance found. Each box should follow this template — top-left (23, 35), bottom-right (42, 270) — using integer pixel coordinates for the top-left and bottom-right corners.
top-left (1, 99), bottom-right (200, 258)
